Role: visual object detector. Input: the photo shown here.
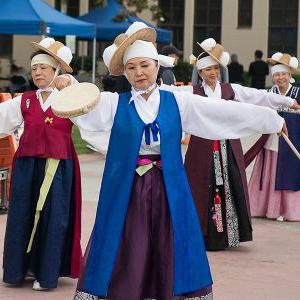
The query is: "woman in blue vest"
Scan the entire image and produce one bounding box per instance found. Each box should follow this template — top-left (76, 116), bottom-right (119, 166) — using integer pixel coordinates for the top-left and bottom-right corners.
top-left (165, 38), bottom-right (299, 251)
top-left (248, 52), bottom-right (300, 221)
top-left (72, 23), bottom-right (288, 300)
top-left (0, 38), bottom-right (82, 291)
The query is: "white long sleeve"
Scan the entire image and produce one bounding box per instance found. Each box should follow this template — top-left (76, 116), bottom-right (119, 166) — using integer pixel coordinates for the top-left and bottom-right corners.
top-left (231, 83), bottom-right (294, 109)
top-left (160, 83), bottom-right (194, 93)
top-left (161, 82), bottom-right (294, 110)
top-left (174, 91), bottom-right (284, 140)
top-left (71, 91), bottom-right (119, 132)
top-left (71, 88), bottom-right (284, 153)
top-left (0, 96), bottom-right (23, 138)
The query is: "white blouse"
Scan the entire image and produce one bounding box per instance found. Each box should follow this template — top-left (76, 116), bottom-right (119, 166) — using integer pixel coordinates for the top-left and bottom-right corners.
top-left (71, 86), bottom-right (285, 155)
top-left (264, 84), bottom-right (293, 152)
top-left (161, 81), bottom-right (295, 109)
top-left (0, 75), bottom-right (78, 139)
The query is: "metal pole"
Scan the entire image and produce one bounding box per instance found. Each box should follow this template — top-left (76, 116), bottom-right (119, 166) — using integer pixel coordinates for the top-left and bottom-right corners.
top-left (92, 37), bottom-right (96, 83)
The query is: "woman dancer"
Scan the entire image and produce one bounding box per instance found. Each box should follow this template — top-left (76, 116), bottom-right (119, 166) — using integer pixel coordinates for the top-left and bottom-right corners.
top-left (71, 23), bottom-right (287, 300)
top-left (0, 38), bottom-right (82, 290)
top-left (248, 52), bottom-right (300, 221)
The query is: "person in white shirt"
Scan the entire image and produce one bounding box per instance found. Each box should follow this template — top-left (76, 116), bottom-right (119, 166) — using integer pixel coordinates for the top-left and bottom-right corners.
top-left (72, 23), bottom-right (287, 300)
top-left (0, 38), bottom-right (82, 292)
top-left (248, 52), bottom-right (300, 222)
top-left (163, 38), bottom-right (299, 251)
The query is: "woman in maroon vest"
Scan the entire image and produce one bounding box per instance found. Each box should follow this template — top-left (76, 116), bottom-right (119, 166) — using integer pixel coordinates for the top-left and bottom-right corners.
top-left (184, 38), bottom-right (300, 250)
top-left (0, 38), bottom-right (82, 290)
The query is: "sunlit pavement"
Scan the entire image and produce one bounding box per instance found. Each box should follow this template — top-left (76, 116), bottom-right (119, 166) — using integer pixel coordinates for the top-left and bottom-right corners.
top-left (1, 137), bottom-right (300, 299)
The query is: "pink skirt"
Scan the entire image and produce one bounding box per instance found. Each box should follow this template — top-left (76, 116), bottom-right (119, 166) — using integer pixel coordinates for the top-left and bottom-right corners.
top-left (248, 149), bottom-right (300, 221)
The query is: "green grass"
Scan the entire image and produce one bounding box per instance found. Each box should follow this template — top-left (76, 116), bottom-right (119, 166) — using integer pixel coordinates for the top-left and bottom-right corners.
top-left (72, 126), bottom-right (93, 155)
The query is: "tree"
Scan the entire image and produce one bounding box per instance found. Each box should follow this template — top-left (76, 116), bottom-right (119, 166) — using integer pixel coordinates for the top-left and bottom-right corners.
top-left (94, 0), bottom-right (164, 22)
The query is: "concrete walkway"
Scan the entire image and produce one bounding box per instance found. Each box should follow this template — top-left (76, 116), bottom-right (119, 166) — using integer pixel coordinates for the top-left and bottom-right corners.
top-left (1, 141), bottom-right (300, 299)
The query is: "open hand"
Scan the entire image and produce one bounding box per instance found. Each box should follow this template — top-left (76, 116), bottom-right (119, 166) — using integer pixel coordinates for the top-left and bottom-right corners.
top-left (54, 75), bottom-right (71, 90)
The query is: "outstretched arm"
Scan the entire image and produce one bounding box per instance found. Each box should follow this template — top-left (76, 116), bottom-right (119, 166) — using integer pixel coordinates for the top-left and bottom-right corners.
top-left (0, 96), bottom-right (23, 138)
top-left (174, 91), bottom-right (284, 140)
top-left (71, 92), bottom-right (118, 132)
top-left (231, 84), bottom-right (300, 109)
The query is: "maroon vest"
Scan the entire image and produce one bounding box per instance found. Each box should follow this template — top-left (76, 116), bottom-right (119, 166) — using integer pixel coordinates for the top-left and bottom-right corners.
top-left (184, 83), bottom-right (251, 234)
top-left (16, 91), bottom-right (73, 159)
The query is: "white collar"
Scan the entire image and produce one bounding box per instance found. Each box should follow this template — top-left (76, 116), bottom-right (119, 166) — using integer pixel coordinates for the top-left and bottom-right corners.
top-left (274, 83), bottom-right (292, 96)
top-left (129, 84), bottom-right (159, 103)
top-left (36, 88), bottom-right (59, 111)
top-left (202, 80), bottom-right (221, 98)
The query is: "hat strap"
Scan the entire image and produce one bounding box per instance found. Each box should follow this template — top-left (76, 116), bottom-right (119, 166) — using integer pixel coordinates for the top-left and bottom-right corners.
top-left (38, 66), bottom-right (61, 93)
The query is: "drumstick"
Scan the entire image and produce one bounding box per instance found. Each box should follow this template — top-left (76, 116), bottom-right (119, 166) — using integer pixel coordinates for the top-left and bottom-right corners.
top-left (281, 133), bottom-right (300, 160)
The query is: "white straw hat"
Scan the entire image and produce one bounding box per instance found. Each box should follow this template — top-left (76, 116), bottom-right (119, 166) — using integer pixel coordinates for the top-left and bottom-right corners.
top-left (197, 38), bottom-right (230, 68)
top-left (267, 52), bottom-right (300, 74)
top-left (109, 22), bottom-right (156, 75)
top-left (32, 37), bottom-right (73, 73)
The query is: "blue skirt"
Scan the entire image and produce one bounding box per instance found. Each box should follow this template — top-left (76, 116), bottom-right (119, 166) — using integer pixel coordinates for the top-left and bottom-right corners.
top-left (3, 156), bottom-right (74, 288)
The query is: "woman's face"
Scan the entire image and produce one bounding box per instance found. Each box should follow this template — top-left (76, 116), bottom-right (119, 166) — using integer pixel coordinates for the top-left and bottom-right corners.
top-left (199, 64), bottom-right (220, 86)
top-left (31, 64), bottom-right (55, 89)
top-left (272, 71), bottom-right (291, 90)
top-left (125, 57), bottom-right (158, 90)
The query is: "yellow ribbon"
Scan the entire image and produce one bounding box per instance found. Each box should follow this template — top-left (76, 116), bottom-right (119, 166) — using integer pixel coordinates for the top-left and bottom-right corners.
top-left (136, 161), bottom-right (159, 176)
top-left (27, 158), bottom-right (60, 253)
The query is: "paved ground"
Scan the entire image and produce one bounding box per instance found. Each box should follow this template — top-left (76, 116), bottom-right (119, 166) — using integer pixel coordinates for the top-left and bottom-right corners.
top-left (0, 137), bottom-right (300, 299)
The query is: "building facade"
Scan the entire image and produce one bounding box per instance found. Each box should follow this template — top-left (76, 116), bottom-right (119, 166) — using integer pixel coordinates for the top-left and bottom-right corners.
top-left (1, 0), bottom-right (300, 79)
top-left (162, 0), bottom-right (300, 73)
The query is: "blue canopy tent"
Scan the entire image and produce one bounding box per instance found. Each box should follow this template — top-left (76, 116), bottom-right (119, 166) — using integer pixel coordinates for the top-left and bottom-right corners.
top-left (0, 0), bottom-right (97, 81)
top-left (79, 0), bottom-right (172, 43)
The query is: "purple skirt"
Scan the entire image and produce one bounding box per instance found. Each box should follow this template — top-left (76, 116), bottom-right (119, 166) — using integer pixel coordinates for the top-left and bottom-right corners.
top-left (75, 155), bottom-right (213, 300)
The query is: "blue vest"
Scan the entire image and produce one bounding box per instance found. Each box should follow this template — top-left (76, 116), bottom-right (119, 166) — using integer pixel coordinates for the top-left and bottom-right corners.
top-left (269, 86), bottom-right (300, 190)
top-left (82, 90), bottom-right (212, 296)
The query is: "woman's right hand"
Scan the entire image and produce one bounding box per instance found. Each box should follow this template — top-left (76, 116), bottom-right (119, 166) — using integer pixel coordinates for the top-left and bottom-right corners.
top-left (291, 100), bottom-right (300, 110)
top-left (279, 122), bottom-right (288, 137)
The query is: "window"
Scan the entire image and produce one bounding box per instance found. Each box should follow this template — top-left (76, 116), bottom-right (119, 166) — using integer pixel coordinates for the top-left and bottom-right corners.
top-left (89, 0), bottom-right (98, 10)
top-left (194, 0), bottom-right (222, 53)
top-left (268, 0), bottom-right (298, 56)
top-left (238, 0), bottom-right (253, 28)
top-left (158, 0), bottom-right (185, 49)
top-left (55, 0), bottom-right (79, 16)
top-left (0, 35), bottom-right (12, 58)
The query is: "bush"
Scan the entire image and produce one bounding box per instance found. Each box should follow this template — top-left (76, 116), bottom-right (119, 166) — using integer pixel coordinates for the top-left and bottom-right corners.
top-left (71, 55), bottom-right (94, 74)
top-left (292, 74), bottom-right (300, 87)
top-left (174, 61), bottom-right (193, 83)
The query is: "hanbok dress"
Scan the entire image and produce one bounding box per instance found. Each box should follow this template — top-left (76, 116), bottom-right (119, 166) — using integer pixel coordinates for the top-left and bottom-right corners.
top-left (248, 84), bottom-right (300, 221)
top-left (0, 89), bottom-right (82, 288)
top-left (71, 87), bottom-right (284, 300)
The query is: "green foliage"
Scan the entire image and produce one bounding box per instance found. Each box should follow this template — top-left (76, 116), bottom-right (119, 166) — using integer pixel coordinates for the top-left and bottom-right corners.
top-left (243, 72), bottom-right (251, 86)
top-left (72, 126), bottom-right (93, 155)
top-left (292, 74), bottom-right (300, 87)
top-left (174, 61), bottom-right (193, 83)
top-left (71, 55), bottom-right (94, 74)
top-left (95, 0), bottom-right (107, 6)
top-left (113, 9), bottom-right (129, 21)
top-left (95, 0), bottom-right (161, 21)
top-left (124, 0), bottom-right (148, 15)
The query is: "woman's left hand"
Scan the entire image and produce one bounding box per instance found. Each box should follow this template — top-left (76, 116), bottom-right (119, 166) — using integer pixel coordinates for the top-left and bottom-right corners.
top-left (54, 75), bottom-right (71, 90)
top-left (291, 100), bottom-right (300, 110)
